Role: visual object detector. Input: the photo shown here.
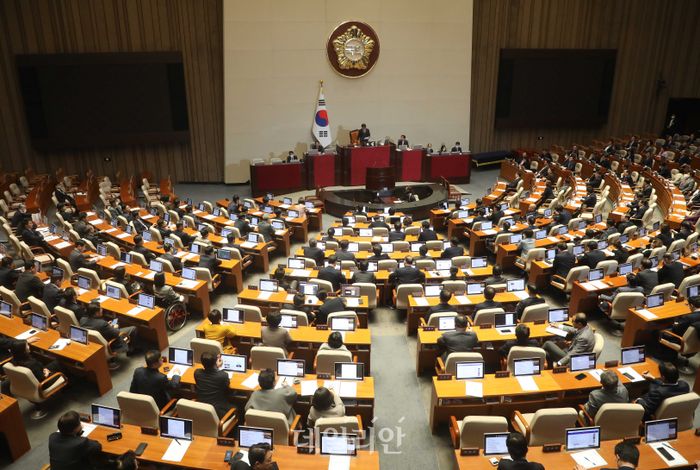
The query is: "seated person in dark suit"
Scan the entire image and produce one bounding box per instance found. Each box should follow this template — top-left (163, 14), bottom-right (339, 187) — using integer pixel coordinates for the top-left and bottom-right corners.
top-left (14, 259), bottom-right (44, 302)
top-left (316, 291), bottom-right (346, 325)
top-left (658, 252), bottom-right (684, 288)
top-left (335, 239), bottom-right (357, 262)
top-left (368, 215), bottom-right (390, 230)
top-left (317, 255), bottom-right (344, 291)
top-left (358, 123), bottom-right (370, 145)
top-left (428, 290), bottom-right (456, 317)
top-left (58, 287), bottom-right (86, 321)
top-left (636, 362), bottom-right (690, 421)
top-left (351, 260), bottom-right (376, 284)
top-left (552, 242), bottom-right (576, 279)
top-left (579, 240), bottom-right (606, 269)
top-left (0, 255), bottom-right (19, 289)
top-left (172, 221), bottom-right (194, 247)
top-left (483, 265), bottom-right (506, 286)
top-left (418, 220), bottom-right (438, 241)
top-left (553, 208), bottom-right (572, 226)
top-left (233, 210), bottom-right (251, 238)
top-left (49, 411), bottom-right (102, 470)
top-left (302, 238), bottom-right (325, 266)
top-left (436, 315), bottom-right (477, 361)
top-left (416, 244), bottom-right (432, 261)
top-left (160, 243), bottom-right (183, 271)
top-left (282, 292), bottom-right (315, 324)
top-left (368, 244), bottom-right (389, 261)
top-left (10, 204), bottom-right (31, 228)
top-left (132, 235), bottom-right (155, 263)
top-left (388, 222), bottom-right (405, 241)
top-left (42, 274), bottom-right (65, 312)
top-left (473, 286), bottom-right (502, 313)
top-left (11, 339), bottom-right (62, 385)
top-left (598, 273), bottom-right (644, 313)
top-left (81, 300), bottom-right (137, 354)
top-left (21, 219), bottom-right (48, 249)
top-left (636, 258), bottom-right (659, 295)
top-left (514, 284), bottom-right (545, 320)
top-left (320, 227), bottom-right (337, 243)
top-left (194, 352), bottom-right (236, 419)
top-left (582, 370), bottom-right (629, 419)
top-left (498, 323), bottom-right (539, 358)
top-left (198, 245), bottom-right (222, 272)
top-left (257, 214), bottom-right (275, 242)
top-left (450, 141), bottom-right (462, 152)
top-left (69, 240), bottom-right (97, 272)
top-left (582, 185), bottom-right (597, 208)
top-left (388, 256), bottom-right (425, 287)
top-left (230, 442), bottom-right (274, 470)
top-left (497, 432), bottom-right (544, 470)
top-left (129, 350), bottom-right (181, 409)
top-left (671, 296), bottom-right (700, 338)
top-left (440, 237), bottom-right (464, 259)
top-left (580, 441), bottom-right (639, 470)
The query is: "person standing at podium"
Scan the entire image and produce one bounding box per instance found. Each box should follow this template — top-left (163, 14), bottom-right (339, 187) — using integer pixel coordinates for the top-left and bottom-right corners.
top-left (397, 134), bottom-right (409, 147)
top-left (359, 123), bottom-right (371, 145)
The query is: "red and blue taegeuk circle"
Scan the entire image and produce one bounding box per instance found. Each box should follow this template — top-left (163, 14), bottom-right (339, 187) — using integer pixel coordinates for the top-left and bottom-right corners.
top-left (315, 110), bottom-right (329, 126)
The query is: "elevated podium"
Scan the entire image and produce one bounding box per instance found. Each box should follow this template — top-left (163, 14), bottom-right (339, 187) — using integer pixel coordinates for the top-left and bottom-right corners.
top-left (339, 144), bottom-right (393, 186)
top-left (424, 152), bottom-right (472, 183)
top-left (306, 152), bottom-right (340, 188)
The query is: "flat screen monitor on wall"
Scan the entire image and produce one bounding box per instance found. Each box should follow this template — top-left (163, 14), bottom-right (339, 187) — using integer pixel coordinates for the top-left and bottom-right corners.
top-left (495, 49), bottom-right (616, 128)
top-left (16, 52), bottom-right (189, 150)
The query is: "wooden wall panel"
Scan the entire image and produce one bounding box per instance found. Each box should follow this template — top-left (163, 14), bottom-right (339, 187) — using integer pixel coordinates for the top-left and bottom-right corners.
top-left (0, 0), bottom-right (223, 183)
top-left (470, 0), bottom-right (700, 153)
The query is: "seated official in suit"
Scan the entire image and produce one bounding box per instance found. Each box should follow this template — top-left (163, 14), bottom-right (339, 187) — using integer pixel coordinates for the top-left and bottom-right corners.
top-left (579, 240), bottom-right (606, 269)
top-left (195, 352), bottom-right (236, 419)
top-left (658, 252), bottom-right (684, 288)
top-left (282, 293), bottom-right (315, 323)
top-left (441, 237), bottom-right (464, 259)
top-left (203, 309), bottom-right (236, 353)
top-left (671, 296), bottom-right (700, 340)
top-left (483, 265), bottom-right (506, 286)
top-left (245, 368), bottom-right (298, 424)
top-left (397, 134), bottom-right (409, 147)
top-left (198, 245), bottom-right (222, 272)
top-left (368, 215), bottom-right (390, 230)
top-left (81, 301), bottom-right (137, 354)
top-left (436, 315), bottom-right (478, 361)
top-left (42, 274), bottom-right (65, 312)
top-left (552, 242), bottom-right (576, 278)
top-left (153, 272), bottom-right (185, 305)
top-left (543, 313), bottom-right (595, 367)
top-left (316, 291), bottom-right (346, 325)
top-left (308, 387), bottom-right (346, 427)
top-left (473, 286), bottom-right (503, 313)
top-left (451, 141), bottom-right (463, 152)
top-left (130, 350), bottom-right (181, 409)
top-left (351, 260), bottom-right (376, 284)
top-left (428, 290), bottom-right (456, 316)
top-left (172, 221), bottom-right (194, 247)
top-left (575, 441), bottom-right (639, 470)
top-left (636, 362), bottom-right (690, 421)
top-left (335, 240), bottom-right (357, 262)
top-left (518, 229), bottom-right (536, 257)
top-left (513, 284), bottom-right (545, 320)
top-left (303, 238), bottom-right (325, 266)
top-left (112, 267), bottom-right (141, 296)
top-left (230, 442), bottom-right (274, 470)
top-left (0, 255), bottom-right (18, 289)
top-left (68, 240), bottom-right (97, 272)
top-left (498, 324), bottom-right (539, 358)
top-left (319, 331), bottom-right (349, 352)
top-left (262, 311), bottom-right (292, 354)
top-left (132, 235), bottom-right (155, 263)
top-left (11, 339), bottom-right (63, 385)
top-left (389, 256), bottom-right (426, 287)
top-left (21, 219), bottom-right (48, 249)
top-left (583, 370), bottom-right (629, 419)
top-left (160, 243), bottom-right (183, 271)
top-left (598, 274), bottom-right (644, 312)
top-left (49, 411), bottom-right (102, 470)
top-left (497, 432), bottom-right (544, 470)
top-left (636, 258), bottom-right (659, 295)
top-left (317, 255), bottom-right (345, 291)
top-left (418, 220), bottom-right (438, 241)
top-left (358, 123), bottom-right (371, 145)
top-left (388, 222), bottom-right (405, 241)
top-left (15, 260), bottom-right (44, 302)
top-left (368, 244), bottom-right (390, 261)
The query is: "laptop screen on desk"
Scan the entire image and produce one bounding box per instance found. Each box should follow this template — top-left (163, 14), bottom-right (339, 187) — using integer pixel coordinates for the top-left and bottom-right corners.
top-left (287, 258), bottom-right (305, 269)
top-left (298, 282), bottom-right (318, 296)
top-left (535, 229), bottom-right (547, 240)
top-left (467, 283), bottom-right (484, 295)
top-left (347, 242), bottom-right (359, 253)
top-left (168, 347), bottom-right (193, 366)
top-left (279, 314), bottom-right (298, 329)
top-left (276, 359), bottom-right (305, 378)
top-left (688, 285), bottom-right (700, 298)
top-left (379, 243), bottom-right (393, 253)
top-left (52, 266), bottom-right (64, 279)
top-left (618, 263), bottom-right (632, 276)
top-left (645, 418), bottom-right (678, 443)
top-left (621, 346), bottom-right (644, 365)
top-left (149, 259), bottom-right (163, 272)
top-left (259, 279), bottom-right (278, 292)
top-left (566, 427), bottom-right (600, 451)
top-left (455, 361), bottom-right (484, 380)
top-left (588, 269), bottom-right (604, 282)
top-left (217, 249), bottom-right (232, 261)
top-left (569, 353), bottom-right (596, 372)
top-left (558, 226), bottom-right (568, 235)
top-left (91, 404), bottom-right (121, 429)
top-left (543, 208), bottom-right (552, 218)
top-left (31, 313), bottom-right (48, 331)
top-left (0, 301), bottom-right (12, 318)
top-left (70, 325), bottom-right (88, 345)
top-left (425, 284), bottom-right (442, 297)
top-left (513, 358), bottom-right (541, 376)
top-left (359, 228), bottom-right (372, 237)
top-left (160, 416), bottom-right (193, 441)
top-left (367, 261), bottom-right (378, 272)
top-left (138, 293), bottom-right (155, 309)
top-left (222, 308), bottom-right (243, 323)
top-left (77, 275), bottom-right (91, 290)
top-left (480, 221), bottom-right (493, 231)
top-left (335, 362), bottom-right (364, 380)
top-left (106, 285), bottom-right (121, 300)
top-left (182, 267), bottom-right (196, 281)
top-left (548, 308), bottom-right (569, 323)
top-left (572, 245), bottom-right (584, 256)
top-left (597, 240), bottom-right (608, 250)
top-left (411, 242), bottom-right (423, 252)
top-left (330, 317), bottom-right (356, 331)
top-left (495, 313), bottom-right (516, 328)
top-left (320, 433), bottom-right (358, 456)
top-left (471, 257), bottom-right (487, 268)
top-left (341, 285), bottom-right (360, 298)
top-left (545, 249), bottom-right (556, 261)
top-left (238, 426), bottom-right (274, 449)
top-left (509, 233), bottom-right (523, 244)
top-left (646, 293), bottom-right (664, 309)
top-left (507, 278), bottom-right (525, 292)
top-left (457, 210), bottom-right (469, 219)
top-left (438, 316), bottom-right (456, 331)
top-left (435, 259), bottom-right (451, 271)
top-left (483, 433), bottom-right (509, 455)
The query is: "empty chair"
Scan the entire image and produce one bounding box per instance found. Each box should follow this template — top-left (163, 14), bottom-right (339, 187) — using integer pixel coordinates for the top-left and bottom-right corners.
top-left (520, 303), bottom-right (549, 323)
top-left (128, 251), bottom-right (148, 267)
top-left (515, 248), bottom-right (545, 272)
top-left (511, 407), bottom-right (578, 445)
top-left (650, 283), bottom-right (675, 301)
top-left (117, 391), bottom-right (174, 429)
top-left (596, 260), bottom-right (618, 276)
top-left (280, 309), bottom-right (310, 327)
top-left (372, 227), bottom-right (388, 237)
top-left (250, 346), bottom-right (287, 370)
top-left (54, 306), bottom-right (79, 337)
top-left (378, 259), bottom-right (398, 271)
top-left (592, 332), bottom-right (604, 361)
top-left (193, 267), bottom-right (221, 292)
top-left (27, 296), bottom-right (51, 318)
top-left (310, 278), bottom-right (335, 294)
top-left (190, 338), bottom-right (224, 363)
top-left (451, 256), bottom-right (470, 268)
top-left (353, 282), bottom-right (377, 309)
top-left (606, 292), bottom-right (644, 328)
top-left (654, 392), bottom-right (700, 431)
top-left (441, 280), bottom-right (466, 294)
top-left (506, 347), bottom-right (546, 374)
top-left (2, 363), bottom-right (67, 419)
top-left (472, 308), bottom-right (504, 326)
top-left (416, 259), bottom-right (436, 270)
top-left (175, 398), bottom-right (237, 438)
top-left (244, 409), bottom-right (300, 446)
top-left (551, 266), bottom-right (589, 294)
top-left (659, 327), bottom-right (700, 375)
top-left (394, 284), bottom-right (424, 310)
top-left (315, 416), bottom-right (363, 440)
top-left (315, 349), bottom-right (353, 375)
top-left (438, 352), bottom-right (484, 376)
top-left (77, 268), bottom-right (101, 289)
top-left (449, 415), bottom-right (509, 449)
top-left (235, 304), bottom-right (263, 322)
top-left (425, 240), bottom-right (444, 251)
top-left (579, 403), bottom-right (644, 440)
top-left (392, 241), bottom-right (409, 252)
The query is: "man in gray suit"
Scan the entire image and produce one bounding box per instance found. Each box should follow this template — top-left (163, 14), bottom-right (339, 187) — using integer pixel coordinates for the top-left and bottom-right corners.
top-left (436, 315), bottom-right (478, 361)
top-left (543, 313), bottom-right (595, 367)
top-left (257, 214), bottom-right (275, 242)
top-left (245, 368), bottom-right (298, 424)
top-left (583, 370), bottom-right (629, 419)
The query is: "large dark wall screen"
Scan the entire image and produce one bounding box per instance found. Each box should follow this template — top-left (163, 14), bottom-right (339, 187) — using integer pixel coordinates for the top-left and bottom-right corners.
top-left (16, 52), bottom-right (189, 151)
top-left (495, 49), bottom-right (616, 128)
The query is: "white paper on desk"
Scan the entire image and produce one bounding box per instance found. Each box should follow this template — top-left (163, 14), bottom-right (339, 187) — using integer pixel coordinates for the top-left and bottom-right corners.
top-left (183, 253), bottom-right (197, 261)
top-left (126, 306), bottom-right (146, 316)
top-left (275, 377), bottom-right (295, 389)
top-left (110, 262), bottom-right (126, 269)
top-left (142, 271), bottom-right (156, 280)
top-left (94, 295), bottom-right (109, 304)
top-left (617, 367), bottom-right (644, 382)
top-left (241, 372), bottom-right (260, 389)
top-left (15, 328), bottom-right (39, 340)
top-left (43, 235), bottom-right (59, 242)
top-left (241, 242), bottom-right (257, 249)
top-left (284, 217), bottom-right (294, 222)
top-left (516, 376), bottom-right (539, 391)
top-left (455, 295), bottom-right (471, 305)
top-left (339, 381), bottom-right (357, 398)
top-left (291, 269), bottom-right (311, 277)
top-left (162, 438), bottom-right (192, 462)
top-left (588, 369), bottom-right (604, 382)
top-left (203, 214), bottom-right (215, 220)
top-left (345, 297), bottom-right (360, 308)
top-left (55, 241), bottom-right (72, 249)
top-left (547, 236), bottom-right (560, 243)
top-left (465, 381), bottom-right (483, 398)
top-left (76, 287), bottom-right (88, 296)
top-left (301, 380), bottom-right (319, 396)
top-left (307, 295), bottom-right (319, 304)
top-left (436, 270), bottom-right (451, 277)
top-left (649, 441), bottom-right (689, 466)
top-left (571, 449), bottom-right (607, 469)
top-left (142, 214), bottom-right (155, 220)
top-left (105, 227), bottom-right (118, 233)
top-left (274, 230), bottom-right (285, 235)
top-left (177, 280), bottom-right (199, 289)
top-left (80, 423), bottom-right (97, 437)
top-left (257, 291), bottom-right (273, 300)
top-left (324, 380), bottom-right (340, 391)
top-left (49, 338), bottom-right (71, 351)
top-left (580, 282), bottom-right (597, 292)
top-left (482, 229), bottom-right (498, 235)
top-left (413, 297), bottom-right (429, 307)
top-left (591, 280), bottom-right (609, 290)
top-left (116, 232), bottom-right (130, 239)
top-left (513, 290), bottom-right (530, 300)
top-left (637, 309), bottom-right (658, 320)
top-left (88, 219), bottom-right (103, 226)
top-left (167, 365), bottom-right (189, 379)
top-left (496, 327), bottom-right (516, 335)
top-left (328, 455), bottom-right (351, 470)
